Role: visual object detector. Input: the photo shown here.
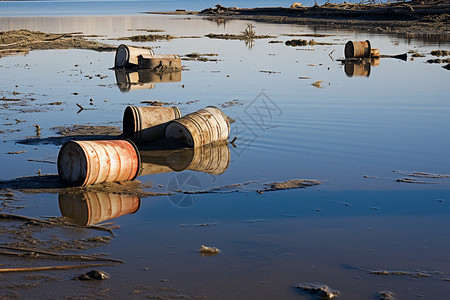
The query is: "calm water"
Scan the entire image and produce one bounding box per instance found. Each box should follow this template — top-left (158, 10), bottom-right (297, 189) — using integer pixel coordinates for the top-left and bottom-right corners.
top-left (1, 8), bottom-right (450, 300)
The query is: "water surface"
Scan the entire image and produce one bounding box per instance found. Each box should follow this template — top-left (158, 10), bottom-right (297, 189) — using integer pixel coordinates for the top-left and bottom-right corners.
top-left (0, 11), bottom-right (449, 300)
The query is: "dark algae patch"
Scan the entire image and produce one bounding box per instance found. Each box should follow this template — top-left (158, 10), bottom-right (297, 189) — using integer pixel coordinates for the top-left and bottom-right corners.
top-left (116, 34), bottom-right (177, 42)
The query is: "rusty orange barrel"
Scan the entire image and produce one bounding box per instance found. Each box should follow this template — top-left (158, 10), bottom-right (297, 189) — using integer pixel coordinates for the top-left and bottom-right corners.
top-left (58, 140), bottom-right (140, 186)
top-left (344, 61), bottom-right (371, 77)
top-left (370, 48), bottom-right (380, 58)
top-left (123, 106), bottom-right (182, 145)
top-left (59, 192), bottom-right (140, 226)
top-left (165, 106), bottom-right (230, 148)
top-left (345, 40), bottom-right (371, 58)
top-left (115, 44), bottom-right (155, 68)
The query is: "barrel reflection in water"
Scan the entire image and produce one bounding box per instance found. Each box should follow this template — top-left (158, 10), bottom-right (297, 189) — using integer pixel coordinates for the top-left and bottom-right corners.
top-left (138, 143), bottom-right (230, 176)
top-left (59, 192), bottom-right (140, 226)
top-left (344, 58), bottom-right (380, 78)
top-left (115, 69), bottom-right (181, 92)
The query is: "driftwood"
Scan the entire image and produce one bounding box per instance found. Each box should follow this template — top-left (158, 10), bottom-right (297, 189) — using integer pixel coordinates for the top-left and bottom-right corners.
top-left (0, 263), bottom-right (118, 273)
top-left (0, 245), bottom-right (124, 263)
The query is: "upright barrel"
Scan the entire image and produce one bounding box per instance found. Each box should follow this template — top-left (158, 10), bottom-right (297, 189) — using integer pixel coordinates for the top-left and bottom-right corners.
top-left (165, 106), bottom-right (230, 148)
top-left (59, 192), bottom-right (140, 226)
top-left (344, 40), bottom-right (371, 58)
top-left (58, 140), bottom-right (140, 186)
top-left (115, 44), bottom-right (155, 68)
top-left (123, 106), bottom-right (182, 145)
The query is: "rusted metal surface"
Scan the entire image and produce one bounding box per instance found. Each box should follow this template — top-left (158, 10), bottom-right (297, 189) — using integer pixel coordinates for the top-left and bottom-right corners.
top-left (138, 54), bottom-right (181, 70)
top-left (165, 106), bottom-right (230, 148)
top-left (57, 140), bottom-right (140, 186)
top-left (370, 48), bottom-right (380, 58)
top-left (59, 192), bottom-right (140, 226)
top-left (344, 40), bottom-right (371, 58)
top-left (114, 44), bottom-right (154, 68)
top-left (123, 106), bottom-right (182, 145)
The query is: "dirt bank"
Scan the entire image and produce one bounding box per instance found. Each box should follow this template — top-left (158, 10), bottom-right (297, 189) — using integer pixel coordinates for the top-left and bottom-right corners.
top-left (0, 30), bottom-right (116, 57)
top-left (147, 1), bottom-right (450, 38)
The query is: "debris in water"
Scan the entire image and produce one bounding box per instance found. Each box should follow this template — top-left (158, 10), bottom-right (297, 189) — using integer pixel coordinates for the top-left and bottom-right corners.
top-left (378, 291), bottom-right (395, 300)
top-left (33, 124), bottom-right (41, 137)
top-left (396, 178), bottom-right (432, 184)
top-left (299, 76), bottom-right (311, 79)
top-left (7, 151), bottom-right (27, 154)
top-left (311, 81), bottom-right (325, 88)
top-left (393, 171), bottom-right (450, 178)
top-left (295, 282), bottom-right (340, 299)
top-left (180, 223), bottom-right (218, 227)
top-left (77, 270), bottom-right (110, 280)
top-left (430, 50), bottom-right (450, 57)
top-left (259, 70), bottom-right (281, 74)
top-left (264, 179), bottom-right (321, 191)
top-left (370, 269), bottom-right (429, 277)
top-left (285, 39), bottom-right (308, 46)
top-left (426, 58), bottom-right (450, 64)
top-left (198, 245), bottom-right (220, 256)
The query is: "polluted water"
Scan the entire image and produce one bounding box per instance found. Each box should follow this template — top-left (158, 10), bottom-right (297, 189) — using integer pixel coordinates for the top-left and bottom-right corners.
top-left (0, 2), bottom-right (449, 299)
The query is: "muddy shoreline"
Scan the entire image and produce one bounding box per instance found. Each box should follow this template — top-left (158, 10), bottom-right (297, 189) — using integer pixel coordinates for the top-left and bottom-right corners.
top-left (146, 2), bottom-right (450, 38)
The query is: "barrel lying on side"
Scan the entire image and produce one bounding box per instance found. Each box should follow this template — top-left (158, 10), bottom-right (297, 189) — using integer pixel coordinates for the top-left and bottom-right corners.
top-left (115, 44), bottom-right (155, 68)
top-left (138, 54), bottom-right (181, 70)
top-left (165, 106), bottom-right (230, 148)
top-left (344, 40), bottom-right (371, 58)
top-left (123, 106), bottom-right (182, 145)
top-left (57, 139), bottom-right (140, 186)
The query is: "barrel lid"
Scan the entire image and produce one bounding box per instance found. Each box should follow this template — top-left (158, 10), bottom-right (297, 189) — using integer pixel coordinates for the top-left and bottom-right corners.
top-left (115, 44), bottom-right (129, 68)
top-left (58, 141), bottom-right (88, 186)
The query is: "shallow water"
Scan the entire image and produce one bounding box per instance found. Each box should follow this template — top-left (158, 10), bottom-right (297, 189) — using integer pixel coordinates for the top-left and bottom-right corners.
top-left (0, 11), bottom-right (450, 300)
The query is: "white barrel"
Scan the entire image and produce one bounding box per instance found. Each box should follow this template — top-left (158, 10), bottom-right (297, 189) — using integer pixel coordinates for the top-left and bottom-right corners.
top-left (115, 44), bottom-right (155, 68)
top-left (165, 106), bottom-right (230, 148)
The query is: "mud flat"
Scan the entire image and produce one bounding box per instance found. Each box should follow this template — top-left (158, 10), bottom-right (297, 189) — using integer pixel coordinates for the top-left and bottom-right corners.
top-left (147, 1), bottom-right (450, 38)
top-left (0, 30), bottom-right (116, 57)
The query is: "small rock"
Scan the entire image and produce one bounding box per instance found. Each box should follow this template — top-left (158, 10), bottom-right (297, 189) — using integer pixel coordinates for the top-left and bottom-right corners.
top-left (76, 270), bottom-right (110, 280)
top-left (295, 282), bottom-right (340, 299)
top-left (378, 290), bottom-right (395, 300)
top-left (199, 245), bottom-right (220, 256)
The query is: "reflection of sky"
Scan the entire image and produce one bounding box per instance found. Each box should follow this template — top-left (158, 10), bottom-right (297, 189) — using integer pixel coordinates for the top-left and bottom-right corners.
top-left (0, 15), bottom-right (449, 192)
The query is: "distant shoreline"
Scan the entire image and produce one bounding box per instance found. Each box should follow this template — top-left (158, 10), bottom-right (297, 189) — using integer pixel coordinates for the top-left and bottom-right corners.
top-left (146, 2), bottom-right (450, 37)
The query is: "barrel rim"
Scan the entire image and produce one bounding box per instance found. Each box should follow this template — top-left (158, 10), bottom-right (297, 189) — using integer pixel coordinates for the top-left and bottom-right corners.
top-left (123, 106), bottom-right (140, 143)
top-left (58, 140), bottom-right (89, 186)
top-left (115, 44), bottom-right (130, 68)
top-left (122, 138), bottom-right (141, 181)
